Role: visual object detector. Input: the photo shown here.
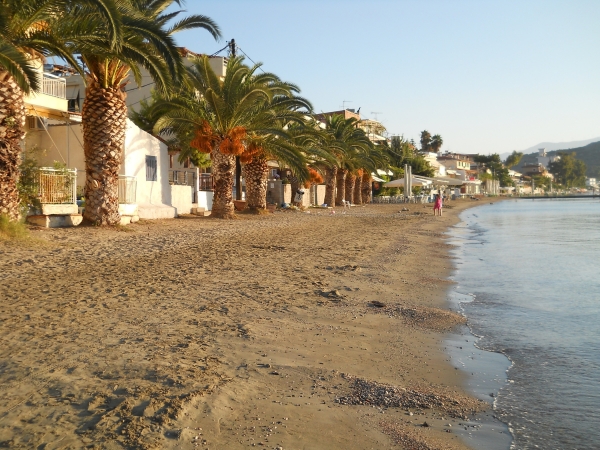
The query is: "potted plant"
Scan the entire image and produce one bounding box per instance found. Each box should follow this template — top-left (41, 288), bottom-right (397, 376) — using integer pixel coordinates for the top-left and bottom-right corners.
top-left (233, 200), bottom-right (247, 211)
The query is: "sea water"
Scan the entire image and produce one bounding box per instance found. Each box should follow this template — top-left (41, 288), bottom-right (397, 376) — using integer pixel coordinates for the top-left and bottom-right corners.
top-left (447, 198), bottom-right (600, 450)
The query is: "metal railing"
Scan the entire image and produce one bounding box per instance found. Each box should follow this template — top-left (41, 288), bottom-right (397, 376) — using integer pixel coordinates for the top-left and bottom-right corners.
top-left (37, 168), bottom-right (77, 204)
top-left (169, 170), bottom-right (196, 187)
top-left (118, 176), bottom-right (137, 204)
top-left (199, 173), bottom-right (214, 191)
top-left (42, 74), bottom-right (66, 99)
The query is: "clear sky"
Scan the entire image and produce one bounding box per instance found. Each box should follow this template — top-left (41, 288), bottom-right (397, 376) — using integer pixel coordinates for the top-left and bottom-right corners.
top-left (172, 0), bottom-right (600, 155)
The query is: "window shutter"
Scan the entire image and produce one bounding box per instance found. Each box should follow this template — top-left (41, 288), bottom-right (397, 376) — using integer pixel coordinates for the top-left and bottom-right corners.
top-left (146, 155), bottom-right (157, 181)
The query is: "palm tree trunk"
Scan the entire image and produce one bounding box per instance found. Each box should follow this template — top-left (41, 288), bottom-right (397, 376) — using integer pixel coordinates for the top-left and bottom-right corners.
top-left (210, 149), bottom-right (236, 219)
top-left (361, 173), bottom-right (372, 204)
top-left (0, 72), bottom-right (27, 221)
top-left (353, 175), bottom-right (362, 204)
top-left (243, 155), bottom-right (268, 210)
top-left (324, 166), bottom-right (337, 207)
top-left (345, 173), bottom-right (355, 203)
top-left (335, 168), bottom-right (347, 206)
top-left (82, 81), bottom-right (127, 226)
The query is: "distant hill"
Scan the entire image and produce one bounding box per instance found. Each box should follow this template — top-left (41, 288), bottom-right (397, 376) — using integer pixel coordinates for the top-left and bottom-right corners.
top-left (499, 137), bottom-right (600, 162)
top-left (513, 141), bottom-right (600, 177)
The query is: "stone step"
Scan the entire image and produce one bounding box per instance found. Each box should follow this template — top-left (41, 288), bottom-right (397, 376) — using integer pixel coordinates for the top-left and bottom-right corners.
top-left (27, 214), bottom-right (83, 228)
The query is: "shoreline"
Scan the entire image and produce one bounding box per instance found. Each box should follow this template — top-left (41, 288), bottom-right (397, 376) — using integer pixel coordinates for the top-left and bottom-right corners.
top-left (445, 211), bottom-right (513, 450)
top-left (0, 199), bottom-right (502, 449)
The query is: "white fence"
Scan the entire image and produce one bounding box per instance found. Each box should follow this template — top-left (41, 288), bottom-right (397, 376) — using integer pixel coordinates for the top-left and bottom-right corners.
top-left (37, 168), bottom-right (77, 204)
top-left (118, 176), bottom-right (137, 204)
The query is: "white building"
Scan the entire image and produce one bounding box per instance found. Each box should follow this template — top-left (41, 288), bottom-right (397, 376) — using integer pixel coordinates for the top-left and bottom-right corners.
top-left (537, 148), bottom-right (560, 169)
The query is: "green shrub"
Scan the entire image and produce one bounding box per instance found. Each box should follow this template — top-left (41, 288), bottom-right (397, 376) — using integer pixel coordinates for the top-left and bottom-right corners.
top-left (0, 215), bottom-right (29, 241)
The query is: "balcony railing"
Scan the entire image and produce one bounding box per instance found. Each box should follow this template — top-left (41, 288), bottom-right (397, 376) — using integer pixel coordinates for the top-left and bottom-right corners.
top-left (118, 176), bottom-right (137, 204)
top-left (37, 167), bottom-right (77, 204)
top-left (42, 73), bottom-right (66, 99)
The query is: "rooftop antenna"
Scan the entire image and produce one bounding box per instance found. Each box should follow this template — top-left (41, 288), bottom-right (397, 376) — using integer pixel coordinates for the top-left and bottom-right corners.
top-left (371, 112), bottom-right (382, 121)
top-left (342, 100), bottom-right (352, 110)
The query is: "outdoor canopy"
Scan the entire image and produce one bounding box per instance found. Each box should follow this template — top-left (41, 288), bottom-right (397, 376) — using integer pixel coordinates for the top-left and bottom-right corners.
top-left (384, 176), bottom-right (431, 188)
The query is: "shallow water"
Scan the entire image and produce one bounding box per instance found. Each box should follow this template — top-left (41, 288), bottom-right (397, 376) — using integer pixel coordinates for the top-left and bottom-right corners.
top-left (448, 198), bottom-right (600, 450)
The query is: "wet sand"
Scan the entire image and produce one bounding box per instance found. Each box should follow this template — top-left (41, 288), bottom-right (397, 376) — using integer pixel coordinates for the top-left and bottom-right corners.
top-left (0, 200), bottom-right (495, 449)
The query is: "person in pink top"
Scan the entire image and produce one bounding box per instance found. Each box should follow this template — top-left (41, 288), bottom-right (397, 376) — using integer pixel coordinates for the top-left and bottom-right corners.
top-left (433, 193), bottom-right (443, 216)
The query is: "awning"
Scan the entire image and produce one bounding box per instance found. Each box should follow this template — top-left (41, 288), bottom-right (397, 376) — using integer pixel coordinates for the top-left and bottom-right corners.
top-left (385, 176), bottom-right (431, 188)
top-left (371, 175), bottom-right (386, 182)
top-left (66, 85), bottom-right (80, 100)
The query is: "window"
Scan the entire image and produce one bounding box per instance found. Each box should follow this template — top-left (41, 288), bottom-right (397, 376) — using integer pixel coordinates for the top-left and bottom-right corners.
top-left (169, 154), bottom-right (173, 169)
top-left (146, 155), bottom-right (157, 181)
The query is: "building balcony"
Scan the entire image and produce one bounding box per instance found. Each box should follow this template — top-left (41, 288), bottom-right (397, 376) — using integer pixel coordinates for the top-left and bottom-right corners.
top-left (24, 73), bottom-right (68, 117)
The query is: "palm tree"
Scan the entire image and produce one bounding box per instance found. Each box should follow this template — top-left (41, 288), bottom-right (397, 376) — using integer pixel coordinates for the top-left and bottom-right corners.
top-left (155, 56), bottom-right (307, 218)
top-left (240, 83), bottom-right (315, 212)
top-left (430, 134), bottom-right (443, 153)
top-left (360, 170), bottom-right (372, 203)
top-left (505, 150), bottom-right (523, 168)
top-left (271, 122), bottom-right (334, 209)
top-left (321, 115), bottom-right (372, 207)
top-left (0, 0), bottom-right (84, 221)
top-left (242, 128), bottom-right (311, 211)
top-left (350, 142), bottom-right (388, 204)
top-left (420, 130), bottom-right (431, 152)
top-left (62, 0), bottom-right (220, 225)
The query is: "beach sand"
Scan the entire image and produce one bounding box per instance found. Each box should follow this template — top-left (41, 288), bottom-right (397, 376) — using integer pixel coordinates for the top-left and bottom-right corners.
top-left (0, 200), bottom-right (495, 449)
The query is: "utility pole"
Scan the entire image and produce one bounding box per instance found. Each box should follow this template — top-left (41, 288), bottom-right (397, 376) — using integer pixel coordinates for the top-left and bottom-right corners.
top-left (229, 39), bottom-right (243, 201)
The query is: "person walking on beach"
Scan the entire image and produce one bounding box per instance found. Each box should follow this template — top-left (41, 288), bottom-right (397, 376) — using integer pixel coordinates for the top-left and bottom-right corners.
top-left (433, 193), bottom-right (443, 216)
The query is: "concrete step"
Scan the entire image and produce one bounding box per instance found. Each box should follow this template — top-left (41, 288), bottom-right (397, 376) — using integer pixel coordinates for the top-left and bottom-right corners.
top-left (27, 214), bottom-right (83, 228)
top-left (137, 204), bottom-right (176, 220)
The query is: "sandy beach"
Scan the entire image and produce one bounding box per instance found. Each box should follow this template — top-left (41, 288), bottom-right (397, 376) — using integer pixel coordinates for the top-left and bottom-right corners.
top-left (0, 200), bottom-right (495, 449)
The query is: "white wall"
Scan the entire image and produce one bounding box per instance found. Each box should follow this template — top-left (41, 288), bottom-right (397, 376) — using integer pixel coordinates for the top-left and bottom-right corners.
top-left (31, 119), bottom-right (173, 212)
top-left (170, 185), bottom-right (194, 215)
top-left (122, 119), bottom-right (171, 207)
top-left (198, 191), bottom-right (213, 211)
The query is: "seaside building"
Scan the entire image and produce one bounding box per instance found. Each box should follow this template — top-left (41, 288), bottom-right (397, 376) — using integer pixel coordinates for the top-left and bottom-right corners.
top-left (357, 118), bottom-right (388, 144)
top-left (537, 148), bottom-right (560, 169)
top-left (313, 108), bottom-right (361, 124)
top-left (22, 61), bottom-right (84, 226)
top-left (430, 152), bottom-right (481, 195)
top-left (24, 49), bottom-right (227, 224)
top-left (521, 163), bottom-right (553, 179)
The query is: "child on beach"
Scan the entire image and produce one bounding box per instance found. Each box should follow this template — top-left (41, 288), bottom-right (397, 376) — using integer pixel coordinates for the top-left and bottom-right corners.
top-left (433, 194), bottom-right (443, 216)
